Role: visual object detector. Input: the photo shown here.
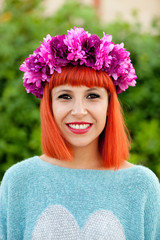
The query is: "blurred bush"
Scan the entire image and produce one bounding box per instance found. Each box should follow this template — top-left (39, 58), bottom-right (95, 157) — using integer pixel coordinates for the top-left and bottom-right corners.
top-left (0, 0), bottom-right (160, 180)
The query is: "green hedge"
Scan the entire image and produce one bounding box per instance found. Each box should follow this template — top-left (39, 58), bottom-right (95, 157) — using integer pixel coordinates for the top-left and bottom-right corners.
top-left (0, 0), bottom-right (160, 180)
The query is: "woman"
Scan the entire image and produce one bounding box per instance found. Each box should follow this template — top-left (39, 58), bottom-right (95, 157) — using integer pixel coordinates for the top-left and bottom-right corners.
top-left (0, 27), bottom-right (160, 239)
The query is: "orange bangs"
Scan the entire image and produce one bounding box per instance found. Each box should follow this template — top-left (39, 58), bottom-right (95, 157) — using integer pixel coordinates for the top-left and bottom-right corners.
top-left (40, 65), bottom-right (130, 169)
top-left (49, 65), bottom-right (115, 92)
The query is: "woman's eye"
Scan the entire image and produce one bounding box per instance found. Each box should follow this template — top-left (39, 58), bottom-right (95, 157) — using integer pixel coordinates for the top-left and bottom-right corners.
top-left (87, 93), bottom-right (100, 99)
top-left (58, 94), bottom-right (71, 100)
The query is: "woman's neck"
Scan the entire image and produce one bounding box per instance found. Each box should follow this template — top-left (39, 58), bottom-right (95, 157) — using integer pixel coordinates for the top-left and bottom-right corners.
top-left (40, 139), bottom-right (134, 170)
top-left (67, 144), bottom-right (103, 169)
top-left (40, 140), bottom-right (105, 169)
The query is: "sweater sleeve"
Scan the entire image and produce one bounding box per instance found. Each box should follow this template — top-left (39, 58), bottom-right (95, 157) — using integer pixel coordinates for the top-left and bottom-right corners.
top-left (0, 178), bottom-right (8, 240)
top-left (0, 173), bottom-right (8, 240)
top-left (144, 170), bottom-right (160, 240)
top-left (0, 172), bottom-right (9, 240)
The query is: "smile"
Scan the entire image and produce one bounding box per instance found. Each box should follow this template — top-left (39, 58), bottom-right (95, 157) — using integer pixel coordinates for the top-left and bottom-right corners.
top-left (66, 122), bottom-right (92, 134)
top-left (68, 124), bottom-right (91, 129)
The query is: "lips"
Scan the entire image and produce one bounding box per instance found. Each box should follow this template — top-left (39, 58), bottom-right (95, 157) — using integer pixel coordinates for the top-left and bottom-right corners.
top-left (66, 122), bottom-right (92, 134)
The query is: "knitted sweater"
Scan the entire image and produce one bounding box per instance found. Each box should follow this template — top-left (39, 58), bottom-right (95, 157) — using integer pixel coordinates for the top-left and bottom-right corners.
top-left (0, 156), bottom-right (160, 240)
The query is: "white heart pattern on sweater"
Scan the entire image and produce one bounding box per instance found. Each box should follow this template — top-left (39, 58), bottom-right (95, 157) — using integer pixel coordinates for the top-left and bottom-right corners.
top-left (32, 205), bottom-right (126, 240)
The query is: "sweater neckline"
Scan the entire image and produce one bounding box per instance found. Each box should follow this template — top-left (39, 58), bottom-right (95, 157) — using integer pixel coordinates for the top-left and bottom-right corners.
top-left (35, 156), bottom-right (138, 173)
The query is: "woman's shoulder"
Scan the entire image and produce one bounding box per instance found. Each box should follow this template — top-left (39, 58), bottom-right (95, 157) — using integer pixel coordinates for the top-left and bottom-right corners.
top-left (130, 164), bottom-right (159, 182)
top-left (122, 164), bottom-right (160, 194)
top-left (1, 156), bottom-right (40, 185)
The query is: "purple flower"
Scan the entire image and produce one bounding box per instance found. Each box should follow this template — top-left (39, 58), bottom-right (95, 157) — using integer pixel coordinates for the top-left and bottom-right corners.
top-left (39, 34), bottom-right (58, 75)
top-left (26, 54), bottom-right (41, 73)
top-left (22, 71), bottom-right (44, 98)
top-left (82, 34), bottom-right (101, 67)
top-left (94, 33), bottom-right (114, 71)
top-left (64, 27), bottom-right (90, 63)
top-left (108, 43), bottom-right (137, 92)
top-left (50, 35), bottom-right (69, 66)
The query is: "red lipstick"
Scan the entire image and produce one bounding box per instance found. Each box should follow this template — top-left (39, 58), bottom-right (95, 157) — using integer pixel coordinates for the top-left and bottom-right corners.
top-left (66, 122), bottom-right (92, 134)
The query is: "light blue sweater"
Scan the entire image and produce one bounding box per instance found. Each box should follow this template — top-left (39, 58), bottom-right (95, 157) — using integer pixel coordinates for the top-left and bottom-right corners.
top-left (0, 156), bottom-right (160, 240)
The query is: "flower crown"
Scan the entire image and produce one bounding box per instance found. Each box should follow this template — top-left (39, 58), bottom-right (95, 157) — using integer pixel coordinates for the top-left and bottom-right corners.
top-left (19, 27), bottom-right (137, 98)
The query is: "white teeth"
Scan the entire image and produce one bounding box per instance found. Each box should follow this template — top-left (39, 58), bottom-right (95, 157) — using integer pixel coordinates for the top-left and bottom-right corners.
top-left (68, 124), bottom-right (90, 129)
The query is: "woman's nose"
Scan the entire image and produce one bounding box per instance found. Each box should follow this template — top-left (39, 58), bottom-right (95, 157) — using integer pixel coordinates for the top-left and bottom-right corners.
top-left (71, 99), bottom-right (87, 117)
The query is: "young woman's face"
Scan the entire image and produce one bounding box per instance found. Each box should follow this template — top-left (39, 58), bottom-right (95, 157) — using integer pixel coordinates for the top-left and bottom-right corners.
top-left (51, 85), bottom-right (109, 148)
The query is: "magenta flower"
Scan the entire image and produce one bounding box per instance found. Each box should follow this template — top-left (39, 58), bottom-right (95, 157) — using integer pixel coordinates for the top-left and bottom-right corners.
top-left (64, 27), bottom-right (90, 63)
top-left (50, 35), bottom-right (69, 66)
top-left (82, 34), bottom-right (101, 67)
top-left (94, 33), bottom-right (114, 71)
top-left (101, 42), bottom-right (137, 92)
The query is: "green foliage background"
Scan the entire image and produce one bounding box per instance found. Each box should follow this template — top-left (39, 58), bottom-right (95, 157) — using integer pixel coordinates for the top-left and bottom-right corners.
top-left (0, 0), bottom-right (160, 180)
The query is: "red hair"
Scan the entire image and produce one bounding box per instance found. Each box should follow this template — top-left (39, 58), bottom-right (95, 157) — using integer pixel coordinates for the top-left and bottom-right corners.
top-left (40, 65), bottom-right (130, 169)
